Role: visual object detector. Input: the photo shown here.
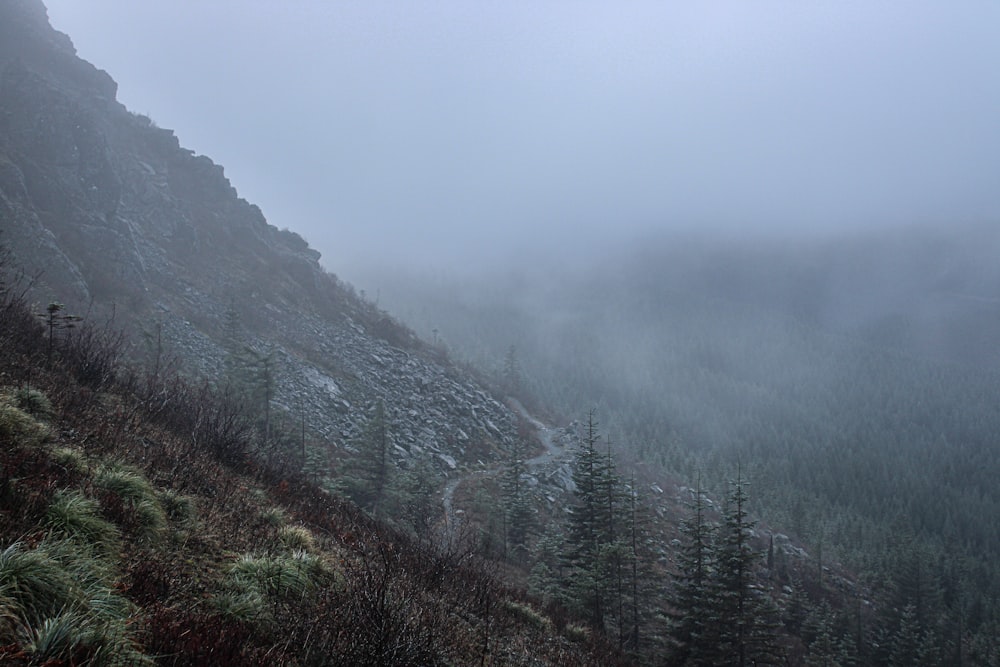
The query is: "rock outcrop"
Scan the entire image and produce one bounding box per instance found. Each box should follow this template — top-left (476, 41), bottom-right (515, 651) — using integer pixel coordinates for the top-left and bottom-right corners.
top-left (0, 0), bottom-right (518, 475)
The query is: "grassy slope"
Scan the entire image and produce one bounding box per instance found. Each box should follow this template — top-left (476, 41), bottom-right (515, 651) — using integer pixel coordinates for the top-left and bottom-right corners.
top-left (0, 284), bottom-right (620, 665)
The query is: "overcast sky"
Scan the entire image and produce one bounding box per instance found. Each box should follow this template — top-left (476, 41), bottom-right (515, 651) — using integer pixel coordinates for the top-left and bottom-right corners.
top-left (43, 1), bottom-right (1000, 275)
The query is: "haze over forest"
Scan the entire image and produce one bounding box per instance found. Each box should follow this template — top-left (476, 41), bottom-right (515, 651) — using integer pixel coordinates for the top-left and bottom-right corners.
top-left (45, 0), bottom-right (1000, 275)
top-left (4, 1), bottom-right (1000, 663)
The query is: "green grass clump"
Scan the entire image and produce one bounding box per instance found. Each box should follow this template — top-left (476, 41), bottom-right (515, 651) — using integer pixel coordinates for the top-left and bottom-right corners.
top-left (565, 623), bottom-right (590, 643)
top-left (228, 550), bottom-right (325, 599)
top-left (277, 524), bottom-right (315, 551)
top-left (51, 446), bottom-right (88, 474)
top-left (215, 550), bottom-right (329, 623)
top-left (18, 609), bottom-right (152, 667)
top-left (0, 541), bottom-right (78, 625)
top-left (0, 400), bottom-right (50, 447)
top-left (95, 464), bottom-right (167, 541)
top-left (94, 464), bottom-right (157, 504)
top-left (212, 587), bottom-right (268, 624)
top-left (158, 489), bottom-right (196, 524)
top-left (258, 505), bottom-right (287, 527)
top-left (0, 539), bottom-right (150, 665)
top-left (13, 386), bottom-right (53, 420)
top-left (45, 489), bottom-right (121, 554)
top-left (504, 600), bottom-right (552, 632)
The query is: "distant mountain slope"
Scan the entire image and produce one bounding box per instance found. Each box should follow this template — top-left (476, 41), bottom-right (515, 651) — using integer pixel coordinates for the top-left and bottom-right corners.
top-left (361, 224), bottom-right (1000, 663)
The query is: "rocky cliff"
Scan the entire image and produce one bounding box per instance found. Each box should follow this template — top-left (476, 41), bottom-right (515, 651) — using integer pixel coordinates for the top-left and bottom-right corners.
top-left (0, 0), bottom-right (518, 479)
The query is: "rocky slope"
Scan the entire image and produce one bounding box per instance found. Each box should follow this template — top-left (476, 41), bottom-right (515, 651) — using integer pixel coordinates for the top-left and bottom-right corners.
top-left (0, 0), bottom-right (518, 481)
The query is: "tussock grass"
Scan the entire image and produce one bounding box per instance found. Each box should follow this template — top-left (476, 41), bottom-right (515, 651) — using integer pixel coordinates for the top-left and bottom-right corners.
top-left (504, 600), bottom-right (552, 631)
top-left (95, 464), bottom-right (167, 541)
top-left (565, 623), bottom-right (590, 643)
top-left (158, 488), bottom-right (196, 524)
top-left (94, 464), bottom-right (157, 504)
top-left (277, 524), bottom-right (315, 551)
top-left (228, 550), bottom-right (326, 599)
top-left (133, 498), bottom-right (168, 540)
top-left (215, 550), bottom-right (331, 623)
top-left (13, 386), bottom-right (53, 420)
top-left (18, 609), bottom-right (152, 667)
top-left (0, 400), bottom-right (50, 447)
top-left (0, 539), bottom-right (150, 666)
top-left (51, 446), bottom-right (88, 474)
top-left (213, 588), bottom-right (268, 624)
top-left (19, 611), bottom-right (86, 662)
top-left (45, 489), bottom-right (121, 553)
top-left (258, 505), bottom-right (287, 527)
top-left (0, 541), bottom-right (78, 625)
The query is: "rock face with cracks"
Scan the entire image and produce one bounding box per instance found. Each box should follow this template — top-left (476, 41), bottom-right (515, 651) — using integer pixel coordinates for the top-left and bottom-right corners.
top-left (0, 0), bottom-right (518, 476)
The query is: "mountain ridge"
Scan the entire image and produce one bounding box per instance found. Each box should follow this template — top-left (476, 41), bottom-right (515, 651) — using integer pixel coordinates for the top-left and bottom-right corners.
top-left (0, 0), bottom-right (525, 491)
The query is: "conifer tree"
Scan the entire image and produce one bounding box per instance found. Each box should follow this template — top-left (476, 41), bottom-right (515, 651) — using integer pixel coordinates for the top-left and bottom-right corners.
top-left (710, 467), bottom-right (784, 666)
top-left (667, 472), bottom-right (716, 665)
top-left (37, 301), bottom-right (81, 365)
top-left (563, 410), bottom-right (607, 627)
top-left (598, 437), bottom-right (629, 644)
top-left (501, 437), bottom-right (533, 563)
top-left (340, 400), bottom-right (392, 517)
top-left (502, 344), bottom-right (522, 395)
top-left (621, 472), bottom-right (659, 657)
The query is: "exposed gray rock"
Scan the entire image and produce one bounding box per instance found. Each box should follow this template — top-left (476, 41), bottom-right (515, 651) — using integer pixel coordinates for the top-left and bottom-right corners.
top-left (0, 0), bottom-right (520, 480)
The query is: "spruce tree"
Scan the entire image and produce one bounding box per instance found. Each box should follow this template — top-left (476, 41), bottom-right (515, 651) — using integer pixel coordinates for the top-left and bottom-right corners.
top-left (501, 437), bottom-right (533, 563)
top-left (709, 468), bottom-right (783, 666)
top-left (667, 472), bottom-right (716, 666)
top-left (563, 410), bottom-right (607, 628)
top-left (340, 400), bottom-right (392, 517)
top-left (620, 472), bottom-right (664, 659)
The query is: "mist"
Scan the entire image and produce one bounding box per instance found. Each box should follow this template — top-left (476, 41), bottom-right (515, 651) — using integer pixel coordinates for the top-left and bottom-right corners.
top-left (40, 0), bottom-right (1000, 457)
top-left (18, 4), bottom-right (1000, 653)
top-left (43, 1), bottom-right (1000, 277)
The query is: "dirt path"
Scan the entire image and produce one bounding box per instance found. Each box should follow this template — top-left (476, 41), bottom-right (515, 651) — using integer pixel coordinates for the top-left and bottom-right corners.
top-left (439, 397), bottom-right (567, 540)
top-left (509, 398), bottom-right (562, 468)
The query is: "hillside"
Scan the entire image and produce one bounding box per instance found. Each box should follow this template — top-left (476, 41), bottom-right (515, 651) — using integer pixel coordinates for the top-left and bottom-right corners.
top-left (0, 274), bottom-right (622, 665)
top-left (0, 0), bottom-right (525, 506)
top-left (4, 1), bottom-right (998, 665)
top-left (361, 227), bottom-right (1000, 664)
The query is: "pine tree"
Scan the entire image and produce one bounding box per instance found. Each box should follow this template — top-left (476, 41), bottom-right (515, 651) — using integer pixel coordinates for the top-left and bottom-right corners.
top-left (708, 467), bottom-right (783, 666)
top-left (502, 344), bottom-right (522, 395)
top-left (621, 472), bottom-right (660, 659)
top-left (667, 472), bottom-right (716, 666)
top-left (396, 458), bottom-right (438, 538)
top-left (340, 400), bottom-right (392, 517)
top-left (562, 410), bottom-right (608, 628)
top-left (37, 302), bottom-right (81, 365)
top-left (598, 437), bottom-right (628, 646)
top-left (501, 437), bottom-right (533, 563)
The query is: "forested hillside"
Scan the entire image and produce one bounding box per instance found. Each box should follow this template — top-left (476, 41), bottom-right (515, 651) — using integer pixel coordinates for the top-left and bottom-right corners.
top-left (0, 250), bottom-right (628, 665)
top-left (4, 0), bottom-right (1000, 663)
top-left (361, 227), bottom-right (1000, 664)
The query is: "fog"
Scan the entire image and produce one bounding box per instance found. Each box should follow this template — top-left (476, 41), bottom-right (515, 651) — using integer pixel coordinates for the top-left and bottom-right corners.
top-left (44, 1), bottom-right (1000, 278)
top-left (37, 3), bottom-right (1000, 620)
